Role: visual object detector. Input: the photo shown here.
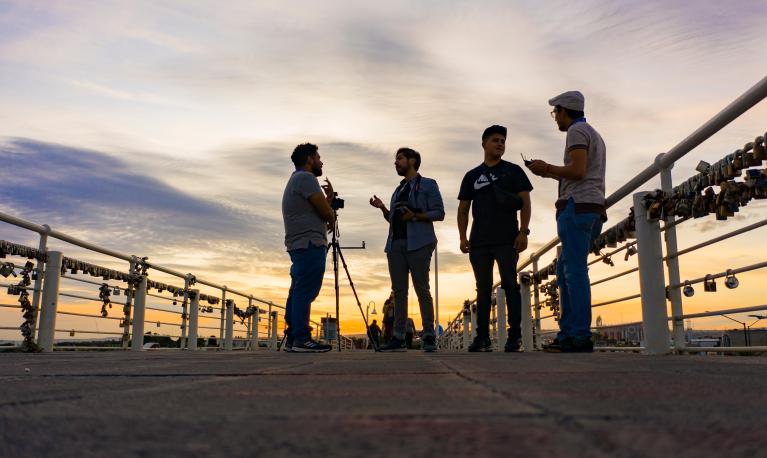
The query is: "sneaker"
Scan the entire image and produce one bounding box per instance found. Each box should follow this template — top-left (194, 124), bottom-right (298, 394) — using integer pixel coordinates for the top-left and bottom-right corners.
top-left (422, 335), bottom-right (437, 353)
top-left (282, 337), bottom-right (294, 352)
top-left (379, 337), bottom-right (407, 352)
top-left (543, 337), bottom-right (593, 353)
top-left (468, 335), bottom-right (493, 352)
top-left (504, 338), bottom-right (521, 353)
top-left (292, 339), bottom-right (332, 353)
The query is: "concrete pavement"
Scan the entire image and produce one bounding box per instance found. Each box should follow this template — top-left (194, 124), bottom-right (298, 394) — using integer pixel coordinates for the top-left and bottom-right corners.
top-left (0, 350), bottom-right (765, 457)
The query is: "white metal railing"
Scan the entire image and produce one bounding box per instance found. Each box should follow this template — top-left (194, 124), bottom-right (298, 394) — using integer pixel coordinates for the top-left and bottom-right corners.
top-left (440, 75), bottom-right (767, 355)
top-left (0, 216), bottom-right (288, 352)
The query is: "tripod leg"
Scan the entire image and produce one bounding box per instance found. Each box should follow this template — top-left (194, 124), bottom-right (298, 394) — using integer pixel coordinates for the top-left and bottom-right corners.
top-left (337, 245), bottom-right (380, 352)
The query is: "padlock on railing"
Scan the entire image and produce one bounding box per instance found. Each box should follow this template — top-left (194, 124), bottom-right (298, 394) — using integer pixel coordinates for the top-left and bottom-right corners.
top-left (703, 275), bottom-right (717, 293)
top-left (683, 281), bottom-right (695, 297)
top-left (753, 136), bottom-right (766, 161)
top-left (724, 270), bottom-right (739, 289)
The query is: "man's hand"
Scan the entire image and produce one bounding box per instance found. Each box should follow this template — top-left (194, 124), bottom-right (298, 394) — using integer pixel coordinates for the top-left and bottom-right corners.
top-left (526, 160), bottom-right (549, 177)
top-left (369, 195), bottom-right (385, 209)
top-left (401, 207), bottom-right (416, 222)
top-left (514, 232), bottom-right (528, 253)
top-left (322, 178), bottom-right (335, 201)
top-left (460, 238), bottom-right (471, 254)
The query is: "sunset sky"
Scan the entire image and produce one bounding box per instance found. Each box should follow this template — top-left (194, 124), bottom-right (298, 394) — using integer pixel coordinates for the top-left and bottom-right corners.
top-left (1, 0), bottom-right (766, 340)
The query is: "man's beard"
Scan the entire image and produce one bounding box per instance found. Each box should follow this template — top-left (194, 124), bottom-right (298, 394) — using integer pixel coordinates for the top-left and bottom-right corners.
top-left (395, 166), bottom-right (406, 176)
top-left (311, 166), bottom-right (323, 177)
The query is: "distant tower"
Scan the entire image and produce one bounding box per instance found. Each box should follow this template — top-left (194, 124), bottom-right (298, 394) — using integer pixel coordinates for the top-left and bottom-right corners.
top-left (596, 316), bottom-right (603, 328)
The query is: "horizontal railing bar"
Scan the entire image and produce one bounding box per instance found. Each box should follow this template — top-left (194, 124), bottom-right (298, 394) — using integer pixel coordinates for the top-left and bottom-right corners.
top-left (588, 241), bottom-right (637, 266)
top-left (595, 347), bottom-right (644, 352)
top-left (681, 346), bottom-right (767, 352)
top-left (57, 310), bottom-right (122, 321)
top-left (54, 329), bottom-right (124, 336)
top-left (593, 321), bottom-right (643, 329)
top-left (591, 267), bottom-right (639, 286)
top-left (0, 283), bottom-right (40, 292)
top-left (0, 303), bottom-right (21, 309)
top-left (146, 306), bottom-right (183, 315)
top-left (146, 320), bottom-right (180, 327)
top-left (53, 346), bottom-right (125, 350)
top-left (678, 304), bottom-right (767, 320)
top-left (667, 218), bottom-right (767, 260)
top-left (669, 261), bottom-right (767, 289)
top-left (592, 294), bottom-right (641, 308)
top-left (59, 292), bottom-right (104, 303)
top-left (62, 274), bottom-right (123, 288)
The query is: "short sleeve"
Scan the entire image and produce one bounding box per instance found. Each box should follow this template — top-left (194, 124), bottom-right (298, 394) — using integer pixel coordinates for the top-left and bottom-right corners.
top-left (295, 173), bottom-right (322, 199)
top-left (457, 171), bottom-right (474, 201)
top-left (566, 125), bottom-right (590, 152)
top-left (514, 165), bottom-right (534, 193)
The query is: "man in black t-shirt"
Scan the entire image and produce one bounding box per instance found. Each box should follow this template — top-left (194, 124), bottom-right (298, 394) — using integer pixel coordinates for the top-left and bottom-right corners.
top-left (457, 125), bottom-right (533, 352)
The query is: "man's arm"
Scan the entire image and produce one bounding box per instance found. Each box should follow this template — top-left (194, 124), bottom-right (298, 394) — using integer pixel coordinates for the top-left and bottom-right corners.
top-left (309, 192), bottom-right (336, 224)
top-left (369, 195), bottom-right (390, 221)
top-left (514, 191), bottom-right (531, 253)
top-left (528, 149), bottom-right (587, 181)
top-left (415, 180), bottom-right (445, 222)
top-left (457, 200), bottom-right (471, 253)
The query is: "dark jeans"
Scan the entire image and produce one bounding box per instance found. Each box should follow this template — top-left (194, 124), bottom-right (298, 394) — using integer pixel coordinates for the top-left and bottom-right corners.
top-left (556, 199), bottom-right (603, 340)
top-left (387, 239), bottom-right (435, 340)
top-left (469, 243), bottom-right (521, 341)
top-left (285, 243), bottom-right (327, 343)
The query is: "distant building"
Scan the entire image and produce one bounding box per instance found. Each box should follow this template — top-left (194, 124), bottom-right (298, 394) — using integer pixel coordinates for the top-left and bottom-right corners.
top-left (593, 323), bottom-right (644, 346)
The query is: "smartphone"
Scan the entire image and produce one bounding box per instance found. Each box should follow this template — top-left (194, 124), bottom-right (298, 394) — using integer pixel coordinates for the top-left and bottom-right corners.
top-left (521, 153), bottom-right (533, 166)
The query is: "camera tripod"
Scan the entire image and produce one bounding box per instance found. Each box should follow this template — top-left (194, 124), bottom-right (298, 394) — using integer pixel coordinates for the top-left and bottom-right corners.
top-left (329, 205), bottom-right (379, 352)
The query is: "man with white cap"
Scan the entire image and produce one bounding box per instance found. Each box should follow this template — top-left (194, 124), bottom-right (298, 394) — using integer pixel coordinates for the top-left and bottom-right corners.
top-left (526, 91), bottom-right (606, 353)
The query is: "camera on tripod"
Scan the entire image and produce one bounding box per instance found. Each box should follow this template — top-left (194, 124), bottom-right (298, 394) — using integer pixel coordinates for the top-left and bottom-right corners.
top-left (331, 192), bottom-right (345, 210)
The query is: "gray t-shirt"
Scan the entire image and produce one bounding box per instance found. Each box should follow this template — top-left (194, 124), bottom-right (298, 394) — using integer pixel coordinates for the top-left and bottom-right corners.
top-left (282, 170), bottom-right (327, 251)
top-left (559, 121), bottom-right (606, 205)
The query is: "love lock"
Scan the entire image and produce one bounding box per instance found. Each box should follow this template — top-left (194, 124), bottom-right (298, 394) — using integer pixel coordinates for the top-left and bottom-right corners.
top-left (624, 245), bottom-right (637, 261)
top-left (724, 270), bottom-right (739, 289)
top-left (754, 136), bottom-right (766, 161)
top-left (0, 262), bottom-right (16, 278)
top-left (683, 281), bottom-right (695, 297)
top-left (703, 275), bottom-right (717, 293)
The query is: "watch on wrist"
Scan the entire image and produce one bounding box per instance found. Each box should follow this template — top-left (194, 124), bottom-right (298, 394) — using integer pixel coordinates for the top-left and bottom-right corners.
top-left (521, 228), bottom-right (530, 236)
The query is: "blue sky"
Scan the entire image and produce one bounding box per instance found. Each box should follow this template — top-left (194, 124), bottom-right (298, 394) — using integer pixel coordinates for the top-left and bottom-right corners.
top-left (1, 0), bottom-right (766, 335)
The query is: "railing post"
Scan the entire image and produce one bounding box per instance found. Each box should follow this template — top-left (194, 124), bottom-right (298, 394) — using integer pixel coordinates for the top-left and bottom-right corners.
top-left (252, 301), bottom-right (260, 351)
top-left (270, 311), bottom-right (278, 350)
top-left (520, 272), bottom-right (534, 352)
top-left (131, 275), bottom-right (147, 351)
top-left (462, 304), bottom-right (471, 349)
top-left (495, 286), bottom-right (507, 350)
top-left (30, 228), bottom-right (48, 339)
top-left (660, 164), bottom-right (686, 351)
top-left (249, 297), bottom-right (258, 351)
top-left (470, 303), bottom-right (477, 340)
top-left (179, 276), bottom-right (190, 349)
top-left (267, 302), bottom-right (273, 348)
top-left (188, 289), bottom-right (199, 351)
top-left (219, 287), bottom-right (227, 344)
top-left (37, 250), bottom-right (62, 352)
top-left (225, 299), bottom-right (234, 351)
top-left (532, 258), bottom-right (543, 350)
top-left (121, 259), bottom-right (136, 349)
top-left (633, 191), bottom-right (671, 355)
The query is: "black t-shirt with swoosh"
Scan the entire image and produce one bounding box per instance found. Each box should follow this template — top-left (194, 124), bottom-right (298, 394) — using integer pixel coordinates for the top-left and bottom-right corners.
top-left (458, 160), bottom-right (533, 247)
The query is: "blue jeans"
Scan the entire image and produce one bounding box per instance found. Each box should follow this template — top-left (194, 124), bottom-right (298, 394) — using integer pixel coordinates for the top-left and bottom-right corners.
top-left (556, 200), bottom-right (603, 340)
top-left (286, 243), bottom-right (327, 343)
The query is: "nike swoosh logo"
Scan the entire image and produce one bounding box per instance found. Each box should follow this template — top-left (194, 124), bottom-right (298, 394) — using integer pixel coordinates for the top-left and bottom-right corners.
top-left (474, 181), bottom-right (492, 190)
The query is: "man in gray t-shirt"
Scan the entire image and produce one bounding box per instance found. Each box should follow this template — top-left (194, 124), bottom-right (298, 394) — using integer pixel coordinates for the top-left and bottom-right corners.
top-left (527, 90), bottom-right (606, 353)
top-left (280, 143), bottom-right (335, 353)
